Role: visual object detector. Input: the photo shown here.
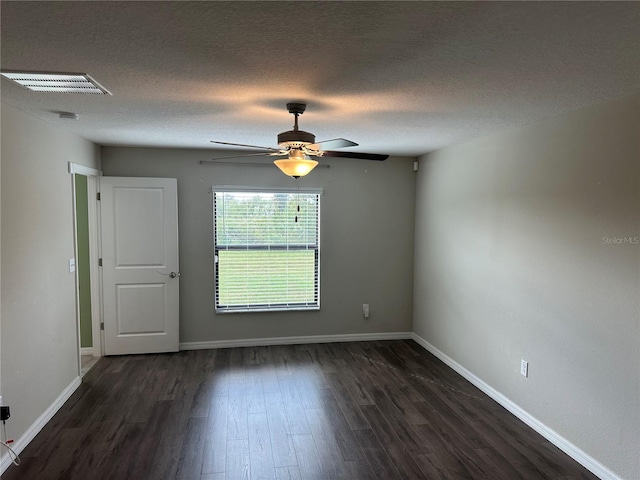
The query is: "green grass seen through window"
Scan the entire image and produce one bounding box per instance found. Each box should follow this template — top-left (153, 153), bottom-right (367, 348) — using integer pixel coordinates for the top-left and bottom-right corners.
top-left (217, 250), bottom-right (316, 306)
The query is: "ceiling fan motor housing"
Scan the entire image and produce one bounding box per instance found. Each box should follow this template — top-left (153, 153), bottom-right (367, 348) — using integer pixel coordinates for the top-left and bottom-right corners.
top-left (277, 129), bottom-right (315, 147)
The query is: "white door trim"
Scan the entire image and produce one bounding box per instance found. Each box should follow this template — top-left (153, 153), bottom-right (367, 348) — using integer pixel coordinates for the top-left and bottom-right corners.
top-left (68, 163), bottom-right (102, 177)
top-left (87, 175), bottom-right (103, 357)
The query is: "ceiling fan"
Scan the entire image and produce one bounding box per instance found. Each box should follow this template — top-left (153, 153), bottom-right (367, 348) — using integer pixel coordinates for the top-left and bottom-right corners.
top-left (210, 102), bottom-right (389, 178)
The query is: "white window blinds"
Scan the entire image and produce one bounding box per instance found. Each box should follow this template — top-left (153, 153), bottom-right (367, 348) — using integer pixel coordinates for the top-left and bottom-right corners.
top-left (213, 190), bottom-right (320, 313)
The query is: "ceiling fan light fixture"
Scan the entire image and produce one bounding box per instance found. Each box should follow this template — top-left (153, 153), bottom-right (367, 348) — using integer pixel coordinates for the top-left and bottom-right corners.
top-left (274, 150), bottom-right (318, 178)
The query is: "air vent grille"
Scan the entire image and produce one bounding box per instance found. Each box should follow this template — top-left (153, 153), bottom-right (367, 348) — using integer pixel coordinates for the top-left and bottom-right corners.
top-left (0, 71), bottom-right (111, 95)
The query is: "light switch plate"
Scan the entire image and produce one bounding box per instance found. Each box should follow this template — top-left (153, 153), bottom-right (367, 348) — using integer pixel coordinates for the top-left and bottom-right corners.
top-left (69, 258), bottom-right (76, 273)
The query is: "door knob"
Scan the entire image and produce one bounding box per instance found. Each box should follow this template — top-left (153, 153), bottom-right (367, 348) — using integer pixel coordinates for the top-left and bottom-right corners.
top-left (169, 272), bottom-right (180, 278)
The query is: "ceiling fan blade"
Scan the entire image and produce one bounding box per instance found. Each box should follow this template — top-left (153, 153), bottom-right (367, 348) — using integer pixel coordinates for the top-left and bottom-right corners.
top-left (309, 138), bottom-right (358, 150)
top-left (323, 151), bottom-right (389, 161)
top-left (210, 140), bottom-right (280, 151)
top-left (211, 152), bottom-right (279, 161)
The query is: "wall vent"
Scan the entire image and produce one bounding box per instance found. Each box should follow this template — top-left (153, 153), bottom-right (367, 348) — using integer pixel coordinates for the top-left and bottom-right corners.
top-left (0, 71), bottom-right (111, 95)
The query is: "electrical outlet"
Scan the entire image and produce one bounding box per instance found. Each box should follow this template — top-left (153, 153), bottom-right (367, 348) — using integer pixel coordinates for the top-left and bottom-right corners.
top-left (362, 304), bottom-right (370, 318)
top-left (520, 359), bottom-right (529, 377)
top-left (0, 395), bottom-right (3, 406)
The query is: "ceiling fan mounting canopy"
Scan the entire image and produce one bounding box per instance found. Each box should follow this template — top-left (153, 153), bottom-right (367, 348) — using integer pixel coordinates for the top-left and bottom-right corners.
top-left (286, 102), bottom-right (307, 115)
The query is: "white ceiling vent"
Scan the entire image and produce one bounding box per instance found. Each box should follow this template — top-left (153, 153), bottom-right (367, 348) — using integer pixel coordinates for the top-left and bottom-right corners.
top-left (0, 71), bottom-right (111, 95)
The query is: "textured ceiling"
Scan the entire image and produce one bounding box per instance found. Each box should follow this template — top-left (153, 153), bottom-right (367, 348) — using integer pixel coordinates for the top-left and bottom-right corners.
top-left (1, 1), bottom-right (638, 157)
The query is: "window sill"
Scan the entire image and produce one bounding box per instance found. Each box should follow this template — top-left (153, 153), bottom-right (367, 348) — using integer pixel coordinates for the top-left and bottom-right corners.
top-left (216, 306), bottom-right (320, 314)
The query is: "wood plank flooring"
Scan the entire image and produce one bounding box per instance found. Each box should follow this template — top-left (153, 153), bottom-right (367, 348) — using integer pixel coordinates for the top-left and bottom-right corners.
top-left (3, 340), bottom-right (599, 480)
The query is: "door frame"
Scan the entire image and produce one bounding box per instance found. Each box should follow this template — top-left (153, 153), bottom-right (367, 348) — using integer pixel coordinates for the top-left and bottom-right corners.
top-left (69, 163), bottom-right (103, 375)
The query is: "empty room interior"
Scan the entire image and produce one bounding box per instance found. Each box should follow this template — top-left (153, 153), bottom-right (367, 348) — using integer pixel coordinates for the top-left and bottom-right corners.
top-left (1, 2), bottom-right (638, 480)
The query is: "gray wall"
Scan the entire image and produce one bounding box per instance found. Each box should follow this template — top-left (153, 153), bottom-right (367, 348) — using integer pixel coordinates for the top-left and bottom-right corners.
top-left (1, 104), bottom-right (101, 445)
top-left (413, 94), bottom-right (639, 479)
top-left (102, 148), bottom-right (416, 344)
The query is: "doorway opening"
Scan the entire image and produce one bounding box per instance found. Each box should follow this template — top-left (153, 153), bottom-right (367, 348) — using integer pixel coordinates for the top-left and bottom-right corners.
top-left (70, 163), bottom-right (103, 377)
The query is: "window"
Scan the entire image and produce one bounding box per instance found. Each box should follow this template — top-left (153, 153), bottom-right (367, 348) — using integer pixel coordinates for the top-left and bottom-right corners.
top-left (213, 188), bottom-right (321, 313)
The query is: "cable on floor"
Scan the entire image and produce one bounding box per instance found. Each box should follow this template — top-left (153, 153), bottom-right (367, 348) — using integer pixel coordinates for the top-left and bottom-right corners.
top-left (2, 421), bottom-right (21, 466)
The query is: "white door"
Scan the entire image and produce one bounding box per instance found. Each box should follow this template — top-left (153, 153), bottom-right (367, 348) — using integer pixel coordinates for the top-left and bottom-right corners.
top-left (100, 177), bottom-right (179, 355)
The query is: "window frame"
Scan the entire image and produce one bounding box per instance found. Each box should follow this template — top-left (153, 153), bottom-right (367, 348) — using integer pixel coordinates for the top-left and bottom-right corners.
top-left (212, 186), bottom-right (322, 314)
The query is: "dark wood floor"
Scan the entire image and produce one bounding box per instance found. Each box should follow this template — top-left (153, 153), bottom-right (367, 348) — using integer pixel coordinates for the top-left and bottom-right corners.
top-left (3, 340), bottom-right (598, 480)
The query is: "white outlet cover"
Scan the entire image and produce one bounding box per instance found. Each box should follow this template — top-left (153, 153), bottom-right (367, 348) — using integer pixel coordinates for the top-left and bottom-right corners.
top-left (520, 359), bottom-right (529, 377)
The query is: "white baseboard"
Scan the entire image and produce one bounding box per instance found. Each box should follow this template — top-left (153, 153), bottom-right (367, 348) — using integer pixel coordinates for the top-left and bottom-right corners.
top-left (80, 347), bottom-right (94, 356)
top-left (180, 331), bottom-right (412, 351)
top-left (1, 376), bottom-right (82, 474)
top-left (410, 333), bottom-right (621, 480)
